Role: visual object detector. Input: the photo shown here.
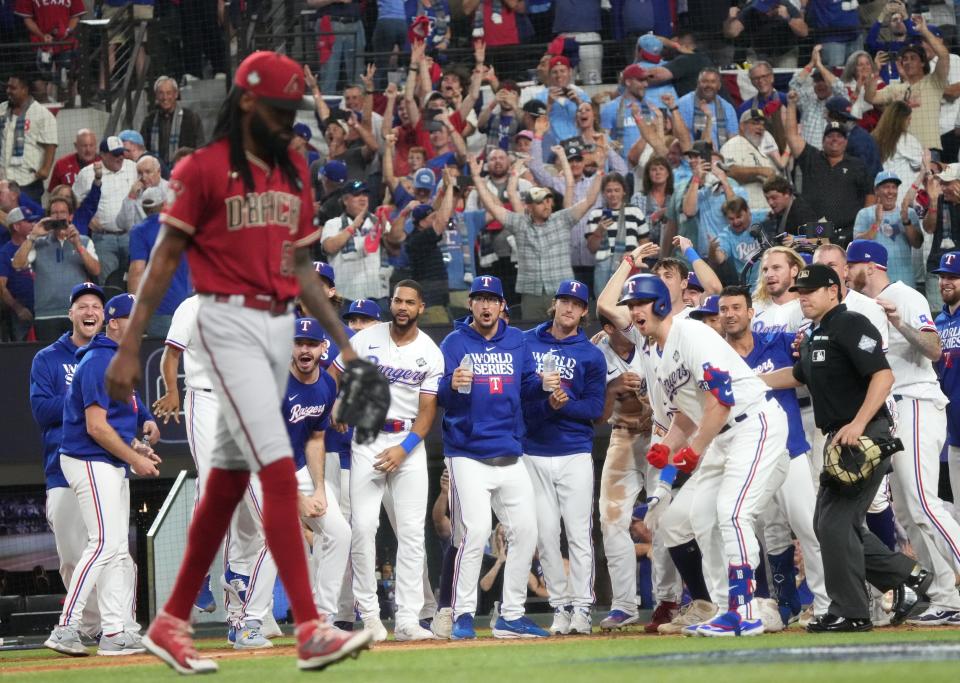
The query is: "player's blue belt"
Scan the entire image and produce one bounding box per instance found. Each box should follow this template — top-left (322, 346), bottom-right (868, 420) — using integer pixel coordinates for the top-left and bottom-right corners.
top-left (718, 412), bottom-right (750, 434)
top-left (382, 419), bottom-right (412, 433)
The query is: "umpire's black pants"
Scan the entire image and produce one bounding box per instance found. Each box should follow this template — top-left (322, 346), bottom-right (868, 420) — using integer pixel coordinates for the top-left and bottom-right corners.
top-left (814, 427), bottom-right (917, 619)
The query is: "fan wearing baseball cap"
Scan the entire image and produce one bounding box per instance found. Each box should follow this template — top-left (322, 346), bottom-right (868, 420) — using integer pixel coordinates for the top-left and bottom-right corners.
top-left (851, 171), bottom-right (922, 287)
top-left (599, 64), bottom-right (653, 158)
top-left (467, 153), bottom-right (604, 321)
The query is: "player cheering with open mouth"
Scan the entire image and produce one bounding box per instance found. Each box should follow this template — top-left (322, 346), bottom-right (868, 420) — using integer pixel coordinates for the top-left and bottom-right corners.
top-left (105, 51), bottom-right (388, 674)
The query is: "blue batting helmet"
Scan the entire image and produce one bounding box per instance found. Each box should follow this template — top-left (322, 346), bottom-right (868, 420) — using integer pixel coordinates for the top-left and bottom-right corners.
top-left (617, 274), bottom-right (671, 317)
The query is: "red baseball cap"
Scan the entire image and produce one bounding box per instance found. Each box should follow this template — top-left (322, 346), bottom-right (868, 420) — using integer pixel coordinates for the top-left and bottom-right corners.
top-left (623, 64), bottom-right (647, 82)
top-left (234, 51), bottom-right (308, 110)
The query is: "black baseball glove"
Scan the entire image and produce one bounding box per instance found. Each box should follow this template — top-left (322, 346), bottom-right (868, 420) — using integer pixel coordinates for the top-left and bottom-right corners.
top-left (335, 359), bottom-right (391, 445)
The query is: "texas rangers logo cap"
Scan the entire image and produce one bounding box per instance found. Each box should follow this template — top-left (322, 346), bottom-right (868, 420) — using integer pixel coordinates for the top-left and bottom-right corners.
top-left (70, 281), bottom-right (106, 305)
top-left (469, 275), bottom-right (505, 300)
top-left (932, 251), bottom-right (960, 276)
top-left (313, 261), bottom-right (335, 286)
top-left (234, 51), bottom-right (310, 111)
top-left (846, 239), bottom-right (888, 270)
top-left (343, 299), bottom-right (382, 322)
top-left (294, 317), bottom-right (326, 342)
top-left (686, 271), bottom-right (704, 292)
top-left (555, 279), bottom-right (589, 305)
top-left (690, 294), bottom-right (720, 320)
top-left (104, 293), bottom-right (135, 323)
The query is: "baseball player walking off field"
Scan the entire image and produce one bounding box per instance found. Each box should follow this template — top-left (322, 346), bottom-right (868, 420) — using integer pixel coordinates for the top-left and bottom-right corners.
top-left (45, 294), bottom-right (161, 657)
top-left (620, 274), bottom-right (791, 636)
top-left (437, 276), bottom-right (549, 640)
top-left (330, 280), bottom-right (443, 643)
top-left (522, 280), bottom-right (606, 635)
top-left (845, 241), bottom-right (960, 625)
top-left (284, 318), bottom-right (352, 622)
top-left (31, 283), bottom-right (144, 644)
top-left (105, 51), bottom-right (386, 673)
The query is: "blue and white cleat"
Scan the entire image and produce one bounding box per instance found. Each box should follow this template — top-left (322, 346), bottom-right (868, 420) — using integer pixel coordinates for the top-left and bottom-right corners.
top-left (451, 613), bottom-right (476, 640)
top-left (697, 610), bottom-right (764, 637)
top-left (492, 616), bottom-right (550, 639)
top-left (194, 574), bottom-right (216, 613)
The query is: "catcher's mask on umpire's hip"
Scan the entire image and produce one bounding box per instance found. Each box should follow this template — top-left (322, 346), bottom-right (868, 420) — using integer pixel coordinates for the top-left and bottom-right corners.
top-left (821, 434), bottom-right (902, 495)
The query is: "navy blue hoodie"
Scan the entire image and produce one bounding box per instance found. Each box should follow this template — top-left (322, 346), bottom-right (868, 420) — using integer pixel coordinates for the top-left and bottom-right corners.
top-left (29, 333), bottom-right (80, 489)
top-left (438, 317), bottom-right (538, 459)
top-left (60, 334), bottom-right (152, 470)
top-left (522, 322), bottom-right (606, 456)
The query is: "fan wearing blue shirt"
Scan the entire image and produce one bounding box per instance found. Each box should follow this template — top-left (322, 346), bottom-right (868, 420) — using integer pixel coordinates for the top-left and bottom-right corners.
top-left (719, 285), bottom-right (828, 627)
top-left (522, 279), bottom-right (606, 635)
top-left (127, 186), bottom-right (192, 339)
top-left (284, 318), bottom-right (350, 623)
top-left (44, 293), bottom-right (160, 657)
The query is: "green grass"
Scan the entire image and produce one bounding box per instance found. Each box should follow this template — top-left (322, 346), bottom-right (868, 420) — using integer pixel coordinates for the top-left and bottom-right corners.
top-left (4, 629), bottom-right (960, 682)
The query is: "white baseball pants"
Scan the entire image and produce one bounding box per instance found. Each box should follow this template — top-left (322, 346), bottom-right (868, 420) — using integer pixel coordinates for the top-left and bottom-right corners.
top-left (761, 455), bottom-right (830, 614)
top-left (57, 457), bottom-right (134, 635)
top-left (296, 466), bottom-right (351, 618)
top-left (384, 484), bottom-right (437, 619)
top-left (224, 476), bottom-right (278, 626)
top-left (325, 452), bottom-right (357, 623)
top-left (890, 398), bottom-right (960, 610)
top-left (524, 452), bottom-right (595, 610)
top-left (350, 432), bottom-right (427, 628)
top-left (949, 446), bottom-right (960, 527)
top-left (447, 455), bottom-right (538, 621)
top-left (688, 407), bottom-right (790, 618)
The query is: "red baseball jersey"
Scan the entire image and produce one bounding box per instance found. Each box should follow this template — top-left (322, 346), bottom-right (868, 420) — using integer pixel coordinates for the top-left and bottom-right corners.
top-left (15, 0), bottom-right (86, 40)
top-left (49, 152), bottom-right (94, 190)
top-left (162, 139), bottom-right (321, 301)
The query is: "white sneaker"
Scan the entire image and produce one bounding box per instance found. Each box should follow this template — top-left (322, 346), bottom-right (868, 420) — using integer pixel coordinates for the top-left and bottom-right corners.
top-left (432, 607), bottom-right (453, 639)
top-left (261, 613), bottom-right (283, 639)
top-left (550, 606), bottom-right (572, 635)
top-left (658, 600), bottom-right (718, 635)
top-left (568, 607), bottom-right (592, 634)
top-left (395, 622), bottom-right (437, 641)
top-left (489, 600), bottom-right (501, 630)
top-left (906, 606), bottom-right (960, 626)
top-left (234, 624), bottom-right (273, 650)
top-left (44, 625), bottom-right (88, 656)
top-left (756, 598), bottom-right (785, 633)
top-left (361, 615), bottom-right (388, 643)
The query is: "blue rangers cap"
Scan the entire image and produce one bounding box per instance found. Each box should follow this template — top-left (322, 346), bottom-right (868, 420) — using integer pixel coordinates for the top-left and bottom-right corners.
top-left (932, 251), bottom-right (960, 276)
top-left (70, 281), bottom-right (106, 305)
top-left (846, 239), bottom-right (888, 270)
top-left (294, 317), bottom-right (326, 342)
top-left (873, 170), bottom-right (901, 188)
top-left (690, 294), bottom-right (720, 320)
top-left (104, 293), bottom-right (135, 323)
top-left (313, 261), bottom-right (335, 285)
top-left (555, 279), bottom-right (589, 304)
top-left (469, 275), bottom-right (504, 299)
top-left (686, 271), bottom-right (704, 292)
top-left (343, 298), bottom-right (381, 321)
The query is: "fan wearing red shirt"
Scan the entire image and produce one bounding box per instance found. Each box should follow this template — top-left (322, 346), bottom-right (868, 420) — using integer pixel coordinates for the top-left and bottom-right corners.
top-left (48, 128), bottom-right (98, 190)
top-left (15, 0), bottom-right (85, 53)
top-left (104, 51), bottom-right (377, 674)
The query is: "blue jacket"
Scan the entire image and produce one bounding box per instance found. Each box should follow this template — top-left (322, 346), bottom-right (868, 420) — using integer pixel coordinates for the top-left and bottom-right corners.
top-left (60, 334), bottom-right (152, 470)
top-left (742, 331), bottom-right (810, 458)
top-left (521, 322), bottom-right (606, 456)
top-left (438, 317), bottom-right (534, 459)
top-left (29, 333), bottom-right (80, 489)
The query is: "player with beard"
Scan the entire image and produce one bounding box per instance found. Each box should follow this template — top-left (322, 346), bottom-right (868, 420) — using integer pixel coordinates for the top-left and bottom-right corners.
top-left (934, 253), bottom-right (960, 532)
top-left (438, 276), bottom-right (546, 638)
top-left (751, 247), bottom-right (805, 334)
top-left (845, 241), bottom-right (960, 625)
top-left (331, 280), bottom-right (444, 642)
top-left (720, 286), bottom-right (829, 627)
top-left (284, 318), bottom-right (351, 625)
top-left (106, 51), bottom-right (380, 673)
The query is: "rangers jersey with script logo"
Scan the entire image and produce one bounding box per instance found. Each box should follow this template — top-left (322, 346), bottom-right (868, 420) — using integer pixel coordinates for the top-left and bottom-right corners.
top-left (656, 318), bottom-right (770, 425)
top-left (752, 298), bottom-right (803, 335)
top-left (282, 371), bottom-right (337, 470)
top-left (334, 321), bottom-right (443, 422)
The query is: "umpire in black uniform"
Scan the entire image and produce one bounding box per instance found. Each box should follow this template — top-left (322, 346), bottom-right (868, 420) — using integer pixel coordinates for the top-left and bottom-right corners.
top-left (767, 264), bottom-right (931, 632)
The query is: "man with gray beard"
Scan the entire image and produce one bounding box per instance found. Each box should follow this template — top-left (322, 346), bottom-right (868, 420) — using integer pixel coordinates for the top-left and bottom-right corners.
top-left (720, 109), bottom-right (782, 214)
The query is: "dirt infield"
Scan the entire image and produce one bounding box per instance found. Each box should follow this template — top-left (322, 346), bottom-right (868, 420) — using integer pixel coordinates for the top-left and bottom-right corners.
top-left (6, 626), bottom-right (960, 675)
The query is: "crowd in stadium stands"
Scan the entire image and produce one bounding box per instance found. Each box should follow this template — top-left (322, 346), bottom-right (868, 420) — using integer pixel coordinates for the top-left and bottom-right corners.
top-left (2, 1), bottom-right (960, 340)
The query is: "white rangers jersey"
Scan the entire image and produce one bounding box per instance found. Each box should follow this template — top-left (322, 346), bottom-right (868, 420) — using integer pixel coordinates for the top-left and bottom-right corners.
top-left (165, 295), bottom-right (213, 391)
top-left (841, 288), bottom-right (890, 352)
top-left (877, 281), bottom-right (947, 405)
top-left (655, 318), bottom-right (770, 426)
top-left (334, 322), bottom-right (444, 421)
top-left (752, 297), bottom-right (804, 335)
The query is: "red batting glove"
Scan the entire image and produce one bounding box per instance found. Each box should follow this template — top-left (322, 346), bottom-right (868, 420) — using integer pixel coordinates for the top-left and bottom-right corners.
top-left (646, 443), bottom-right (671, 469)
top-left (674, 447), bottom-right (700, 474)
